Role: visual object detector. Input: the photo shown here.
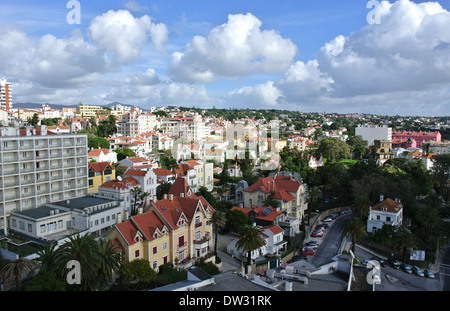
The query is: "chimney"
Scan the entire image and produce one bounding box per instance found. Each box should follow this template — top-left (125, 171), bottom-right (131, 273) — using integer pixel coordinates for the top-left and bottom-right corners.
top-left (180, 193), bottom-right (185, 198)
top-left (124, 209), bottom-right (129, 221)
top-left (138, 207), bottom-right (143, 215)
top-left (163, 194), bottom-right (168, 200)
top-left (169, 194), bottom-right (173, 201)
top-left (380, 194), bottom-right (384, 202)
top-left (117, 212), bottom-right (122, 223)
top-left (152, 195), bottom-right (157, 202)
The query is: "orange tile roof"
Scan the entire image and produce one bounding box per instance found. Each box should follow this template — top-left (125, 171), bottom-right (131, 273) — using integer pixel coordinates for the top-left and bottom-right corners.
top-left (88, 161), bottom-right (115, 172)
top-left (372, 198), bottom-right (403, 213)
top-left (88, 148), bottom-right (111, 156)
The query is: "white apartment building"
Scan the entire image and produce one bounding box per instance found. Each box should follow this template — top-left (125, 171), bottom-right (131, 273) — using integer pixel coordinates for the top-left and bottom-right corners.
top-left (0, 79), bottom-right (12, 111)
top-left (117, 109), bottom-right (156, 137)
top-left (0, 126), bottom-right (89, 233)
top-left (355, 125), bottom-right (392, 146)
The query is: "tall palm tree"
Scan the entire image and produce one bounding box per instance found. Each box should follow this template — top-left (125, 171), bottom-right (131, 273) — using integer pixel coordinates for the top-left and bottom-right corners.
top-left (236, 225), bottom-right (266, 274)
top-left (394, 229), bottom-right (417, 263)
top-left (97, 239), bottom-right (122, 287)
top-left (0, 258), bottom-right (37, 289)
top-left (131, 186), bottom-right (143, 216)
top-left (209, 210), bottom-right (226, 256)
top-left (35, 241), bottom-right (60, 272)
top-left (55, 234), bottom-right (101, 291)
top-left (344, 217), bottom-right (367, 253)
top-left (351, 195), bottom-right (371, 221)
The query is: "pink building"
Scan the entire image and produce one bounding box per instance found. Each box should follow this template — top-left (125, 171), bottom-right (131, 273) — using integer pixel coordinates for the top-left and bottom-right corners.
top-left (392, 130), bottom-right (441, 148)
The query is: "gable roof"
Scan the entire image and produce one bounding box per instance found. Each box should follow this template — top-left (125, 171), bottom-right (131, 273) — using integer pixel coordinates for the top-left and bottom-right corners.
top-left (243, 174), bottom-right (302, 202)
top-left (372, 198), bottom-right (403, 213)
top-left (88, 161), bottom-right (115, 173)
top-left (88, 148), bottom-right (111, 157)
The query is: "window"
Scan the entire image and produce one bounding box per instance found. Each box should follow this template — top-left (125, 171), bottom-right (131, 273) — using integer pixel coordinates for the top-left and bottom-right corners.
top-left (153, 261), bottom-right (158, 270)
top-left (58, 220), bottom-right (63, 228)
top-left (28, 224), bottom-right (32, 232)
top-left (12, 219), bottom-right (16, 227)
top-left (153, 246), bottom-right (157, 255)
top-left (135, 249), bottom-right (140, 258)
top-left (163, 242), bottom-right (168, 251)
top-left (40, 224), bottom-right (46, 233)
top-left (195, 231), bottom-right (201, 240)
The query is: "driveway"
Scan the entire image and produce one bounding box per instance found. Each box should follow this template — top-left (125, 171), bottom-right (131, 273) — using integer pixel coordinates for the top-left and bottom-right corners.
top-left (215, 231), bottom-right (243, 273)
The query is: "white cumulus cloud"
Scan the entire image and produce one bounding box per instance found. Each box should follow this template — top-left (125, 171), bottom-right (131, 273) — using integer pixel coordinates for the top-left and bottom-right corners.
top-left (88, 10), bottom-right (168, 64)
top-left (168, 13), bottom-right (298, 83)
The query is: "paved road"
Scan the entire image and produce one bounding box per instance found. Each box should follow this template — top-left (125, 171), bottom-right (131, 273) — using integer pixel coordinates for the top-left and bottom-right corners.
top-left (441, 246), bottom-right (450, 291)
top-left (308, 214), bottom-right (351, 266)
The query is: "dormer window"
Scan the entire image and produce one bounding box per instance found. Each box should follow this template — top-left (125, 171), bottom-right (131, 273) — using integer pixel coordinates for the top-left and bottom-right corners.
top-left (135, 235), bottom-right (140, 242)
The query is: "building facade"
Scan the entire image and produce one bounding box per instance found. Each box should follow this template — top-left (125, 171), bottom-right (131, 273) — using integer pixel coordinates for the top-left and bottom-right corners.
top-left (0, 126), bottom-right (89, 233)
top-left (0, 79), bottom-right (12, 111)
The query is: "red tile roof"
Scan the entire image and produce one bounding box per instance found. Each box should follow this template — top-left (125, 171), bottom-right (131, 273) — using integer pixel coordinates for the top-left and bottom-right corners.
top-left (243, 174), bottom-right (301, 202)
top-left (88, 161), bottom-right (115, 172)
top-left (372, 198), bottom-right (403, 213)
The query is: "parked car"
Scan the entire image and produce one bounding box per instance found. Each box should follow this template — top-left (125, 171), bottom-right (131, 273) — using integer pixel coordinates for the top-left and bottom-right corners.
top-left (371, 256), bottom-right (387, 267)
top-left (389, 258), bottom-right (401, 269)
top-left (318, 223), bottom-right (329, 229)
top-left (412, 266), bottom-right (425, 277)
top-left (323, 217), bottom-right (333, 222)
top-left (401, 263), bottom-right (412, 273)
top-left (302, 248), bottom-right (315, 255)
top-left (302, 245), bottom-right (317, 252)
top-left (424, 269), bottom-right (435, 279)
top-left (311, 231), bottom-right (323, 237)
top-left (305, 241), bottom-right (319, 247)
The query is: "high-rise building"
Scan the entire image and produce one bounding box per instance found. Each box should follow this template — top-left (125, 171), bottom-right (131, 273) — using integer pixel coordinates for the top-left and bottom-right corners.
top-left (0, 126), bottom-right (89, 233)
top-left (0, 79), bottom-right (12, 111)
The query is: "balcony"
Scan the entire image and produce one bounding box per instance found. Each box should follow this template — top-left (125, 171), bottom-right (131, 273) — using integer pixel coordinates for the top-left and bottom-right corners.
top-left (177, 242), bottom-right (188, 251)
top-left (195, 221), bottom-right (202, 228)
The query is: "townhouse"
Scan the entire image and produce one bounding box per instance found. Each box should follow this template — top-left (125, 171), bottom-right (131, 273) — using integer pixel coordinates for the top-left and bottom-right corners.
top-left (88, 162), bottom-right (116, 194)
top-left (107, 178), bottom-right (215, 268)
top-left (236, 173), bottom-right (308, 236)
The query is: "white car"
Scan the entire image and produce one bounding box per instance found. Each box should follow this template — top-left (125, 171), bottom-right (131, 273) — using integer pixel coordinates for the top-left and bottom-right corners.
top-left (323, 217), bottom-right (333, 222)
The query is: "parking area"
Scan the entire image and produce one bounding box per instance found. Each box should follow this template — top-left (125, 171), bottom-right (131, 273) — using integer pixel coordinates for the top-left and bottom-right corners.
top-left (354, 245), bottom-right (441, 291)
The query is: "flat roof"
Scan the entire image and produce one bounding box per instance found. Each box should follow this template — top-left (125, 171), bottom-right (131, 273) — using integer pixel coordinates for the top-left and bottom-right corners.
top-left (50, 196), bottom-right (119, 211)
top-left (12, 206), bottom-right (69, 220)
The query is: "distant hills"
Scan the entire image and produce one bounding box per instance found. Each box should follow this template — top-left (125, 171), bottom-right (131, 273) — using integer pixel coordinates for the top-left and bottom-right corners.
top-left (14, 102), bottom-right (133, 110)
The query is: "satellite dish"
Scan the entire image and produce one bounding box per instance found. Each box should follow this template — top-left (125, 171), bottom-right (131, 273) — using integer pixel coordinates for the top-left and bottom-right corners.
top-left (117, 176), bottom-right (122, 181)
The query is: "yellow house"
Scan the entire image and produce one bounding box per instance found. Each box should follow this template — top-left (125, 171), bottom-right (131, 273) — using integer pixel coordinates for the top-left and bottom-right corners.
top-left (107, 178), bottom-right (215, 269)
top-left (88, 162), bottom-right (116, 194)
top-left (107, 210), bottom-right (171, 269)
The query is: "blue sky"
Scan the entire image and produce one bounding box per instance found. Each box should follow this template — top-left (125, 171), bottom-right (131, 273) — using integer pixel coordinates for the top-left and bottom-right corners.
top-left (1, 0), bottom-right (450, 116)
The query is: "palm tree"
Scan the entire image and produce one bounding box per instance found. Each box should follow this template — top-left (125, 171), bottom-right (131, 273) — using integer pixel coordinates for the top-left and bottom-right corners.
top-left (0, 258), bottom-right (37, 289)
top-left (394, 228), bottom-right (417, 263)
top-left (209, 210), bottom-right (226, 256)
top-left (35, 241), bottom-right (60, 272)
top-left (97, 239), bottom-right (122, 287)
top-left (236, 225), bottom-right (266, 274)
top-left (131, 186), bottom-right (143, 216)
top-left (351, 195), bottom-right (371, 221)
top-left (344, 217), bottom-right (367, 252)
top-left (55, 234), bottom-right (101, 291)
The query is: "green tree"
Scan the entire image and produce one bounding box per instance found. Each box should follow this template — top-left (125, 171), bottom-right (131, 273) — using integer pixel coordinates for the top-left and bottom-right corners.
top-left (116, 147), bottom-right (136, 161)
top-left (120, 258), bottom-right (157, 289)
top-left (209, 210), bottom-right (227, 256)
top-left (88, 137), bottom-right (110, 149)
top-left (394, 228), bottom-right (417, 263)
top-left (344, 217), bottom-right (367, 252)
top-left (0, 258), bottom-right (37, 289)
top-left (226, 209), bottom-right (248, 233)
top-left (351, 195), bottom-right (371, 221)
top-left (156, 182), bottom-right (172, 200)
top-left (236, 225), bottom-right (266, 274)
top-left (317, 137), bottom-right (351, 162)
top-left (28, 113), bottom-right (40, 127)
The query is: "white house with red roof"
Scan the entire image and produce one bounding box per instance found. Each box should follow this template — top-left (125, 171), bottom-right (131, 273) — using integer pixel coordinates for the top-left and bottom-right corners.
top-left (119, 156), bottom-right (155, 170)
top-left (123, 168), bottom-right (158, 198)
top-left (88, 148), bottom-right (118, 163)
top-left (226, 225), bottom-right (287, 261)
top-left (97, 176), bottom-right (140, 211)
top-left (367, 196), bottom-right (404, 233)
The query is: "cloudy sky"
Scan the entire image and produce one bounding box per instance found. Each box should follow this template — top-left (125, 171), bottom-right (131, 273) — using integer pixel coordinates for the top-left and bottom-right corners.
top-left (1, 0), bottom-right (450, 116)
